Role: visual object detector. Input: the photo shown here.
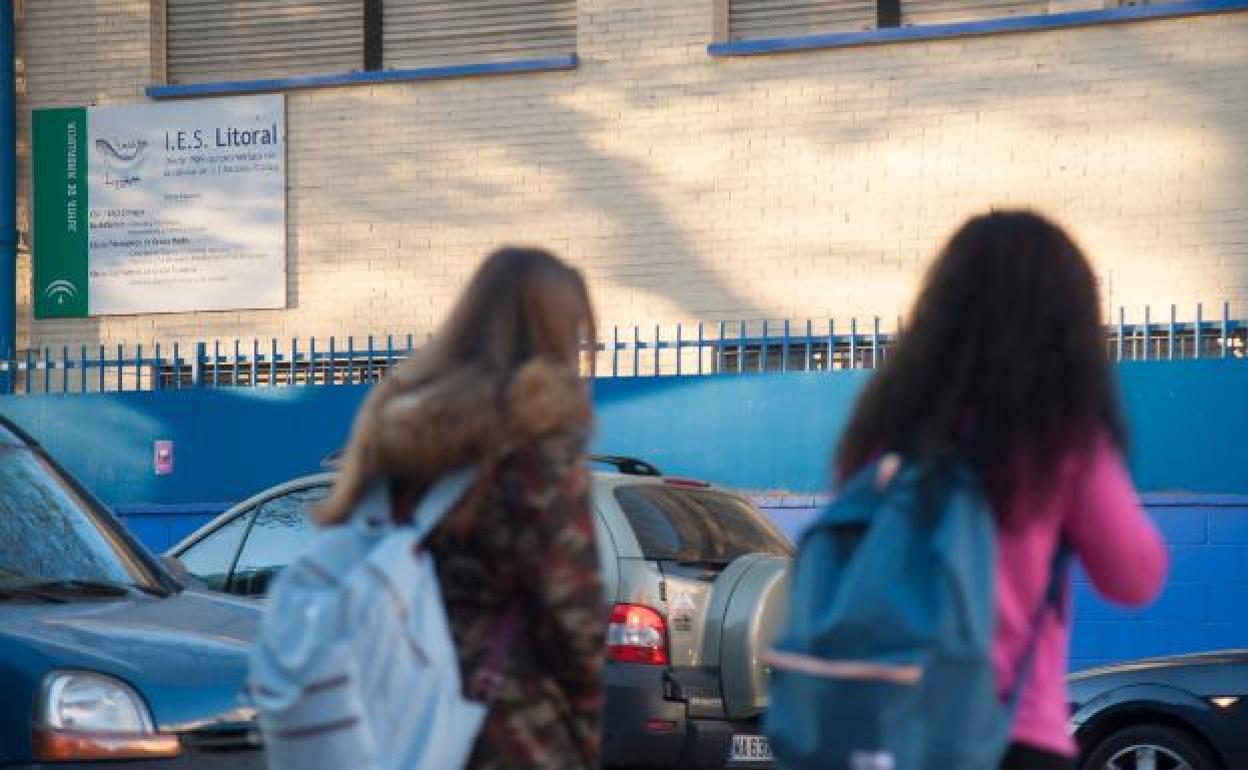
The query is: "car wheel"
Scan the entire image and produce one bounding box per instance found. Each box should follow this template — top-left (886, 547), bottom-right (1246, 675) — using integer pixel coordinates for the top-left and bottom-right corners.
top-left (1082, 724), bottom-right (1222, 770)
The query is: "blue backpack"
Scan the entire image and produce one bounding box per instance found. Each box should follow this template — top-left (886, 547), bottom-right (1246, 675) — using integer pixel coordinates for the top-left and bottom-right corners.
top-left (764, 457), bottom-right (1066, 770)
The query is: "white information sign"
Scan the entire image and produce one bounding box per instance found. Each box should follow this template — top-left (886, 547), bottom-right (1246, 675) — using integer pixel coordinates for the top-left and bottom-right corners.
top-left (33, 94), bottom-right (286, 317)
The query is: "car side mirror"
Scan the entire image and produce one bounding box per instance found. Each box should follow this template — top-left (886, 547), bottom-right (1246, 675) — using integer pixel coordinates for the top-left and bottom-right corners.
top-left (160, 555), bottom-right (207, 589)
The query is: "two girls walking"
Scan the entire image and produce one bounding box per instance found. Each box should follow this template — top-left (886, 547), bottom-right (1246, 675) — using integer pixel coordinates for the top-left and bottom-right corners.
top-left (259, 212), bottom-right (1166, 770)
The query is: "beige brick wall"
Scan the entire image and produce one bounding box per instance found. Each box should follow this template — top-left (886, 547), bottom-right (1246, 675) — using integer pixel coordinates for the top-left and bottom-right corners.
top-left (14, 1), bottom-right (1248, 351)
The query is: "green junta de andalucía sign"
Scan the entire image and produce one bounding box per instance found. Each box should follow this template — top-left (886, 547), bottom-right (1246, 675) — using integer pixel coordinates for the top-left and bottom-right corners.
top-left (31, 95), bottom-right (287, 319)
top-left (32, 107), bottom-right (88, 318)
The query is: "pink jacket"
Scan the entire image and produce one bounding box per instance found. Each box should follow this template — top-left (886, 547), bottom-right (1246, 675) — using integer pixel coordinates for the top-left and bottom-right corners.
top-left (993, 432), bottom-right (1168, 756)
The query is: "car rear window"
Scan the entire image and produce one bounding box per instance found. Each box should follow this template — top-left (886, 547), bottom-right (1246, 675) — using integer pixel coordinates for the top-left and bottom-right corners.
top-left (613, 484), bottom-right (792, 563)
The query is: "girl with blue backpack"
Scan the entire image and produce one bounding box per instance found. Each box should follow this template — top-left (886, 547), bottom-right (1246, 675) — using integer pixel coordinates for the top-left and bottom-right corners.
top-left (766, 211), bottom-right (1168, 770)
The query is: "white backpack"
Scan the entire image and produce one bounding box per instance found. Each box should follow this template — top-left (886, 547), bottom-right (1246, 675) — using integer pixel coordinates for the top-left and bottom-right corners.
top-left (249, 468), bottom-right (517, 770)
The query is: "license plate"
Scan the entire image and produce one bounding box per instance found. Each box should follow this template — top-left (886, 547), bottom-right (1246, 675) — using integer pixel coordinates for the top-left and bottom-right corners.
top-left (730, 734), bottom-right (774, 763)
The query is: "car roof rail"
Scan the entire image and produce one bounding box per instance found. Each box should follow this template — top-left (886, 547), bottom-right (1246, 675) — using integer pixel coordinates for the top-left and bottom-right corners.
top-left (589, 454), bottom-right (663, 477)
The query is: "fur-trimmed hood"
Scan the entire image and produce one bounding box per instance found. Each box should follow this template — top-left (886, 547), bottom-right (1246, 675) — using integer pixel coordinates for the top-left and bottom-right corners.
top-left (317, 359), bottom-right (589, 525)
top-left (375, 358), bottom-right (589, 481)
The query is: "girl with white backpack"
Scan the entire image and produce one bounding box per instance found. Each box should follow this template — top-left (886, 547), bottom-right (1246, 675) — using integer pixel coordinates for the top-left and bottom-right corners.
top-left (253, 247), bottom-right (606, 770)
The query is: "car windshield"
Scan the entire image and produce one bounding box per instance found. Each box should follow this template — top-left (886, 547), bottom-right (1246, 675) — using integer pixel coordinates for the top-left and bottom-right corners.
top-left (0, 440), bottom-right (155, 593)
top-left (614, 484), bottom-right (794, 563)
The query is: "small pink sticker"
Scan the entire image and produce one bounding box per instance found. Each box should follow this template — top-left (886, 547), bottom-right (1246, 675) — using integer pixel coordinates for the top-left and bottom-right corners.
top-left (154, 440), bottom-right (174, 476)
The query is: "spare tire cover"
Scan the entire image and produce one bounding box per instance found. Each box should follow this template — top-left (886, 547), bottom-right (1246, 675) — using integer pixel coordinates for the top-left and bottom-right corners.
top-left (719, 555), bottom-right (790, 721)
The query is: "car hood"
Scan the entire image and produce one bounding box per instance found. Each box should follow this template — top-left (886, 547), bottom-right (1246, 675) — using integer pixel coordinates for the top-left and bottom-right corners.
top-left (0, 588), bottom-right (261, 732)
top-left (1070, 649), bottom-right (1248, 682)
top-left (1068, 649), bottom-right (1248, 705)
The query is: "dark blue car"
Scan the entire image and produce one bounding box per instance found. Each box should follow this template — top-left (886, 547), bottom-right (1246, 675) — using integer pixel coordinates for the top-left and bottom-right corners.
top-left (1069, 650), bottom-right (1248, 770)
top-left (0, 419), bottom-right (263, 769)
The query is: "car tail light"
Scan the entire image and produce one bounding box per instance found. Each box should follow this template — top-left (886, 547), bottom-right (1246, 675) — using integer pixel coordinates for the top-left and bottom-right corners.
top-left (607, 604), bottom-right (669, 665)
top-left (645, 719), bottom-right (679, 733)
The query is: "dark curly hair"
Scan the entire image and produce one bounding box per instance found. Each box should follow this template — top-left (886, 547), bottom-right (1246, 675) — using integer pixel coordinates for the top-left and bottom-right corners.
top-left (836, 210), bottom-right (1127, 523)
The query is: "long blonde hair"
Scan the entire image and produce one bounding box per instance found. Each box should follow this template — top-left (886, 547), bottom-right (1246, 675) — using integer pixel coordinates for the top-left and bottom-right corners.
top-left (316, 246), bottom-right (596, 526)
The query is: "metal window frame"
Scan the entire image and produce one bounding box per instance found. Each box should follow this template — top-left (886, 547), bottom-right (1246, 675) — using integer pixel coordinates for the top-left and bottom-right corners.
top-left (155, 0), bottom-right (577, 97)
top-left (710, 0), bottom-right (1248, 54)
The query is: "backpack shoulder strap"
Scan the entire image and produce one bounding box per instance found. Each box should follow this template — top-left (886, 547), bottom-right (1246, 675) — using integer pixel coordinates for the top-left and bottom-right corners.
top-left (1005, 542), bottom-right (1072, 710)
top-left (410, 465), bottom-right (480, 543)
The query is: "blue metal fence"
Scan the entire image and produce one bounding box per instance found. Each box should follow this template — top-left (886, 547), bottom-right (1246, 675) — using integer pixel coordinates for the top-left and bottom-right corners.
top-left (6, 303), bottom-right (1247, 395)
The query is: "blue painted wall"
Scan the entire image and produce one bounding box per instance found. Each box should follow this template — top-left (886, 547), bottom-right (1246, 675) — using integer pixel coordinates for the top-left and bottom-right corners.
top-left (1, 359), bottom-right (1246, 668)
top-left (756, 495), bottom-right (1248, 671)
top-left (2, 360), bottom-right (1244, 512)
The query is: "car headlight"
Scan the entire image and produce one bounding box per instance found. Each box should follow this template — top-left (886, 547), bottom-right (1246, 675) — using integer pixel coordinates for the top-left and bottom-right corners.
top-left (33, 671), bottom-right (180, 760)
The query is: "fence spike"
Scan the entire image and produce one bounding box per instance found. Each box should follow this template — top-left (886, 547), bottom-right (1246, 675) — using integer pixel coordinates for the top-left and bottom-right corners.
top-left (760, 320), bottom-right (768, 374)
top-left (1143, 306), bottom-right (1151, 362)
top-left (676, 324), bottom-right (682, 377)
top-left (633, 326), bottom-right (640, 378)
top-left (1123, 305), bottom-right (1133, 364)
top-left (717, 321), bottom-right (726, 374)
top-left (782, 320), bottom-right (790, 374)
top-left (828, 319), bottom-right (834, 372)
top-left (612, 326), bottom-right (619, 378)
top-left (697, 322), bottom-right (704, 376)
top-left (850, 319), bottom-right (858, 370)
top-left (872, 317), bottom-right (880, 369)
top-left (1169, 305), bottom-right (1176, 361)
top-left (1195, 303), bottom-right (1203, 360)
top-left (1222, 301), bottom-right (1229, 359)
top-left (654, 324), bottom-right (660, 377)
top-left (804, 320), bottom-right (812, 372)
top-left (738, 321), bottom-right (745, 374)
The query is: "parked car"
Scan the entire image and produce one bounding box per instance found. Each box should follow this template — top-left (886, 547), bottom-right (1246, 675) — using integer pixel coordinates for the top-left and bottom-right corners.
top-left (0, 417), bottom-right (263, 770)
top-left (168, 455), bottom-right (794, 769)
top-left (1069, 650), bottom-right (1248, 770)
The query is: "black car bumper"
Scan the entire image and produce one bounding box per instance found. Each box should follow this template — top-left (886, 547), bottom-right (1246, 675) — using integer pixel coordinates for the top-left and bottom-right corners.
top-left (602, 663), bottom-right (774, 769)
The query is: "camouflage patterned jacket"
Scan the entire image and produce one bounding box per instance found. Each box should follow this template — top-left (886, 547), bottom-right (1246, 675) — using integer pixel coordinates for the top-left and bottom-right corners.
top-left (428, 429), bottom-right (607, 770)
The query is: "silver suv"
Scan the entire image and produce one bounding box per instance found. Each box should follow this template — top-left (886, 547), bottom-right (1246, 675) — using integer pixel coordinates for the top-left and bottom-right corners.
top-left (167, 456), bottom-right (793, 769)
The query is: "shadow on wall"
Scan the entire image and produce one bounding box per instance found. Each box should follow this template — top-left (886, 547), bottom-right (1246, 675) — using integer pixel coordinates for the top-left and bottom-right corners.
top-left (16, 5), bottom-right (1246, 350)
top-left (293, 9), bottom-right (1248, 332)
